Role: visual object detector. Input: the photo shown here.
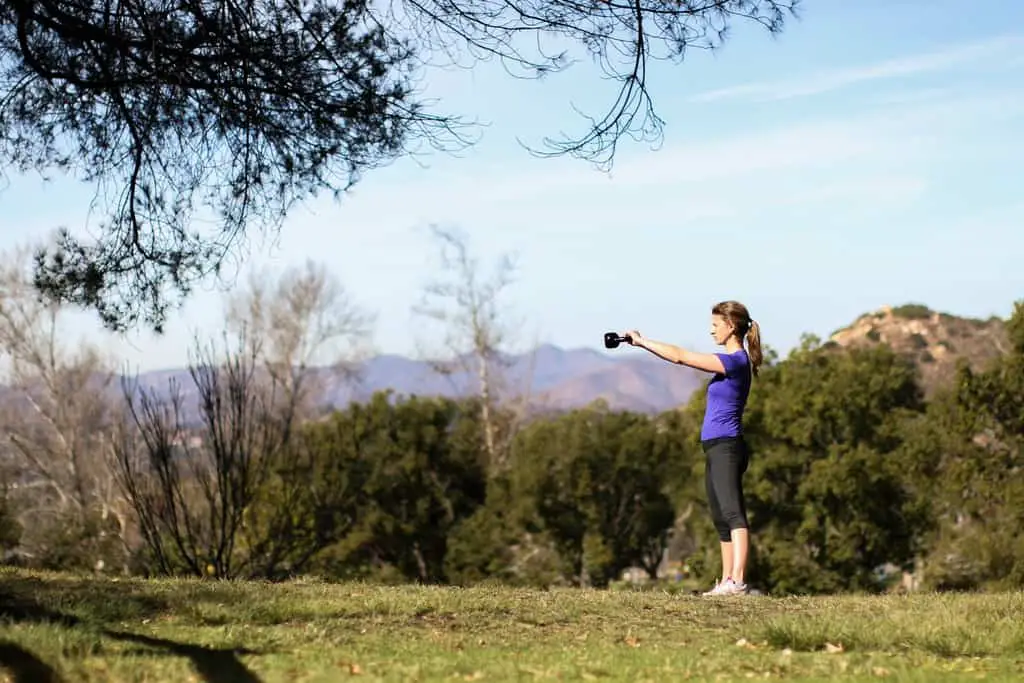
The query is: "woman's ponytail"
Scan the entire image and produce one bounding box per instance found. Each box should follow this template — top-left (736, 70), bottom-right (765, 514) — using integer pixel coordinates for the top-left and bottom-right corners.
top-left (746, 320), bottom-right (763, 377)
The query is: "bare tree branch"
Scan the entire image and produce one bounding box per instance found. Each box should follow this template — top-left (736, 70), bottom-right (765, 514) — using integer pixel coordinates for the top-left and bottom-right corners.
top-left (115, 333), bottom-right (298, 578)
top-left (412, 224), bottom-right (535, 474)
top-left (224, 258), bottom-right (376, 415)
top-left (377, 0), bottom-right (797, 165)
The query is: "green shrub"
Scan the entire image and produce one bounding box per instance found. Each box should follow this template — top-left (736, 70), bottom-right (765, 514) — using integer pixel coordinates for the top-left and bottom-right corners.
top-left (892, 304), bottom-right (932, 320)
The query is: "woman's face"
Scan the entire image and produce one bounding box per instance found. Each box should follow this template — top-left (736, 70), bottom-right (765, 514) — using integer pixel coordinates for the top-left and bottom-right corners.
top-left (710, 314), bottom-right (734, 346)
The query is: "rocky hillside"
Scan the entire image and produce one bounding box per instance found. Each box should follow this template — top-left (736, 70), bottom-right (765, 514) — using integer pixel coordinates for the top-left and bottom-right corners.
top-left (828, 304), bottom-right (1010, 396)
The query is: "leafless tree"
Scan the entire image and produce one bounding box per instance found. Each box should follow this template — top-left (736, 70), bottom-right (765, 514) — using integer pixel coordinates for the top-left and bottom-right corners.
top-left (115, 335), bottom-right (289, 578)
top-left (0, 245), bottom-right (127, 568)
top-left (225, 259), bottom-right (376, 416)
top-left (115, 261), bottom-right (374, 578)
top-left (413, 225), bottom-right (537, 474)
top-left (1, 0), bottom-right (796, 332)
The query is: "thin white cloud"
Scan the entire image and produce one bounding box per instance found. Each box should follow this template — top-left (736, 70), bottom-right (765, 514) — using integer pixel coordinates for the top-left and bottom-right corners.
top-left (773, 175), bottom-right (929, 210)
top-left (291, 117), bottom-right (889, 240)
top-left (565, 89), bottom-right (1024, 191)
top-left (275, 87), bottom-right (1022, 245)
top-left (689, 34), bottom-right (1024, 104)
top-left (602, 120), bottom-right (888, 186)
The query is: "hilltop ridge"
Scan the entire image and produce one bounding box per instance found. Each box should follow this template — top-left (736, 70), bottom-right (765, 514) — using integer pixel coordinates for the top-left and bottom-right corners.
top-left (829, 303), bottom-right (1009, 396)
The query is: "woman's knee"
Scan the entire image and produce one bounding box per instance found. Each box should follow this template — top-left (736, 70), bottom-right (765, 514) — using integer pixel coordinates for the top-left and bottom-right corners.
top-left (724, 512), bottom-right (749, 530)
top-left (710, 488), bottom-right (748, 532)
top-left (711, 476), bottom-right (747, 528)
top-left (721, 497), bottom-right (748, 530)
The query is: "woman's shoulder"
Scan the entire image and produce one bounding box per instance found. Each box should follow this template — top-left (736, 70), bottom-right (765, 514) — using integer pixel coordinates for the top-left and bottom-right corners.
top-left (719, 348), bottom-right (750, 363)
top-left (715, 348), bottom-right (750, 377)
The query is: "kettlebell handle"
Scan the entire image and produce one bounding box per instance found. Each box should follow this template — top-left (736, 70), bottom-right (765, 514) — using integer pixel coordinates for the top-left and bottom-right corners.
top-left (603, 332), bottom-right (633, 349)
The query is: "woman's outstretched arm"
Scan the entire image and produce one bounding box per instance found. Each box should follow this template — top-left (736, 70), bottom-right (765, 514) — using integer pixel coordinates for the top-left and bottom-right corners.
top-left (623, 330), bottom-right (727, 375)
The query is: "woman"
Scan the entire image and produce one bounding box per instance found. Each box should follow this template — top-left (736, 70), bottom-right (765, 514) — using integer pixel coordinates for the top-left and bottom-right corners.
top-left (623, 300), bottom-right (763, 596)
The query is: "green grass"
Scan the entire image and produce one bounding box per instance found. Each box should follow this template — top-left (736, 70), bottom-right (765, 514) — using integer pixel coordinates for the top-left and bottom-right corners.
top-left (1, 569), bottom-right (1023, 682)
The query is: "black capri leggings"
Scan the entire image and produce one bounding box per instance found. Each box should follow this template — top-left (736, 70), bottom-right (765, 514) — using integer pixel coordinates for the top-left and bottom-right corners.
top-left (702, 436), bottom-right (750, 542)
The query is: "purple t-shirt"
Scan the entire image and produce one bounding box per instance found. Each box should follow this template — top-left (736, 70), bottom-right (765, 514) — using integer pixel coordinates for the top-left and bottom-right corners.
top-left (700, 349), bottom-right (751, 441)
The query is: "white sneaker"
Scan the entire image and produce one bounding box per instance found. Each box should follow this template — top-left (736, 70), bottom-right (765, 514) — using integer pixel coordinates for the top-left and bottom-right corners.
top-left (718, 578), bottom-right (749, 596)
top-left (704, 577), bottom-right (748, 596)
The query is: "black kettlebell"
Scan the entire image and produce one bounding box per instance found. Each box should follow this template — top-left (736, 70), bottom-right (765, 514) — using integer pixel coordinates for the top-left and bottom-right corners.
top-left (604, 332), bottom-right (633, 349)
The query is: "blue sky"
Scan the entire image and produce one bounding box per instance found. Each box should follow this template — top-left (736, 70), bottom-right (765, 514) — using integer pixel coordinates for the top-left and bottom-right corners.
top-left (1, 0), bottom-right (1023, 372)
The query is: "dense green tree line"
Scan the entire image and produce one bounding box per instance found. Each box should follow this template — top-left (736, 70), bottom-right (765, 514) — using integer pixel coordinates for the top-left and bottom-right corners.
top-left (2, 301), bottom-right (1021, 595)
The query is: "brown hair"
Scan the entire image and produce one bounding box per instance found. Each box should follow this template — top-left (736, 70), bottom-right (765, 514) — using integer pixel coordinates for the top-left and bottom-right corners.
top-left (711, 300), bottom-right (763, 377)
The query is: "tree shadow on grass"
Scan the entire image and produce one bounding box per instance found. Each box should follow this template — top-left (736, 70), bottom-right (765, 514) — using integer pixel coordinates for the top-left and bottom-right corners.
top-left (103, 630), bottom-right (262, 683)
top-left (0, 584), bottom-right (264, 683)
top-left (0, 640), bottom-right (66, 683)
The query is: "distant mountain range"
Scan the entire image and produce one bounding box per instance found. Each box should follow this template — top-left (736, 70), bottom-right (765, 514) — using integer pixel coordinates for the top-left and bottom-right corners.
top-left (123, 303), bottom-right (1012, 417)
top-left (135, 344), bottom-right (708, 415)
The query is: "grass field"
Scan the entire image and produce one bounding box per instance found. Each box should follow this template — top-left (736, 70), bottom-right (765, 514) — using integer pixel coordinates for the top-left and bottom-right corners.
top-left (1, 568), bottom-right (1022, 682)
